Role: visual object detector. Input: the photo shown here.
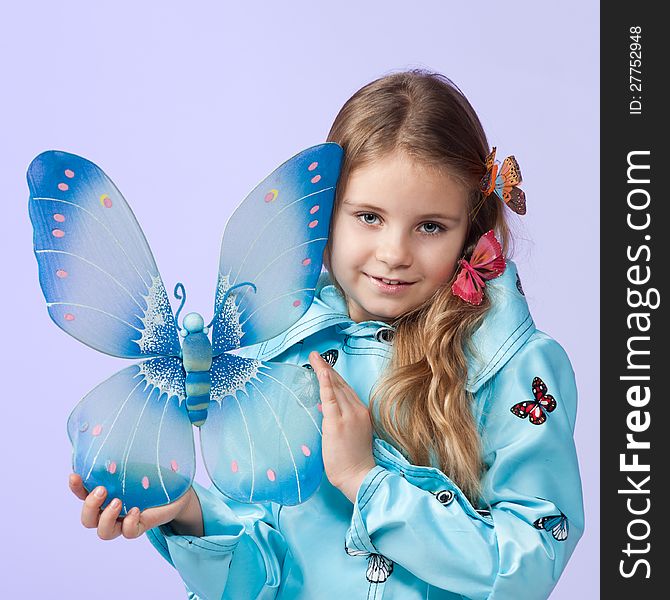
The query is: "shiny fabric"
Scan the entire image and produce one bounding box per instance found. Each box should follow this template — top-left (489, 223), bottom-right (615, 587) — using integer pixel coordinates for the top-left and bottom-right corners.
top-left (147, 261), bottom-right (584, 599)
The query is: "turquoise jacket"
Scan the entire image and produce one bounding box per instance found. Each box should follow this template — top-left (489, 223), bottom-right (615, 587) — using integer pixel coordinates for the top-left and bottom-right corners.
top-left (147, 261), bottom-right (584, 599)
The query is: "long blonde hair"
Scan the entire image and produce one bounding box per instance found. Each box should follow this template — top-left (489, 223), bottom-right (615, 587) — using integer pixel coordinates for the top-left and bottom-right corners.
top-left (325, 70), bottom-right (511, 502)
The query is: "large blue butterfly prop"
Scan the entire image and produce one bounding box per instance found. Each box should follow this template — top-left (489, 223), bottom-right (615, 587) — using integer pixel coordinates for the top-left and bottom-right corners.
top-left (28, 144), bottom-right (343, 513)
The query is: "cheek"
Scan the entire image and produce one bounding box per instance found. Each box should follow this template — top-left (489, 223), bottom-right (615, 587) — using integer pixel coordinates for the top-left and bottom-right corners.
top-left (329, 222), bottom-right (364, 271)
top-left (430, 262), bottom-right (458, 286)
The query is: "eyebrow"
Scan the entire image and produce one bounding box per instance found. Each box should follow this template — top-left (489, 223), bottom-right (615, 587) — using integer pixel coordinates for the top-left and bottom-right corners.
top-left (342, 200), bottom-right (462, 222)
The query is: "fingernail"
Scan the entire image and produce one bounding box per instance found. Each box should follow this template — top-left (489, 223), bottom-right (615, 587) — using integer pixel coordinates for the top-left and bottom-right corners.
top-left (95, 487), bottom-right (105, 497)
top-left (110, 498), bottom-right (121, 509)
top-left (129, 507), bottom-right (140, 517)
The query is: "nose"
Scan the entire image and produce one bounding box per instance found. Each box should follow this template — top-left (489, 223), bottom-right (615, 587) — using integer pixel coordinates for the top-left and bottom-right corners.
top-left (375, 228), bottom-right (413, 269)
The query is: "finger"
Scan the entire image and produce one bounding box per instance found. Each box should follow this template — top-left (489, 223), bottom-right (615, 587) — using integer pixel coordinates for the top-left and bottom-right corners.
top-left (324, 366), bottom-right (362, 412)
top-left (138, 505), bottom-right (169, 531)
top-left (121, 507), bottom-right (144, 539)
top-left (326, 367), bottom-right (354, 396)
top-left (309, 352), bottom-right (341, 418)
top-left (69, 473), bottom-right (89, 501)
top-left (308, 351), bottom-right (331, 378)
top-left (139, 487), bottom-right (193, 531)
top-left (81, 486), bottom-right (107, 528)
top-left (97, 498), bottom-right (123, 540)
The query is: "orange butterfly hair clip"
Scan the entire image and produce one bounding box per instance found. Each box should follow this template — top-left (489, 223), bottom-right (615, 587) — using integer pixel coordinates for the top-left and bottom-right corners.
top-left (478, 147), bottom-right (527, 215)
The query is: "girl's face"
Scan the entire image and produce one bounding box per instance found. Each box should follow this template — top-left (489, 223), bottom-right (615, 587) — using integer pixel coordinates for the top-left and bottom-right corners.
top-left (328, 152), bottom-right (470, 323)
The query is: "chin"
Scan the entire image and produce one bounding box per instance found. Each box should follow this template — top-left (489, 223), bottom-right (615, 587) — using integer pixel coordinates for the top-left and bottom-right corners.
top-left (364, 302), bottom-right (405, 322)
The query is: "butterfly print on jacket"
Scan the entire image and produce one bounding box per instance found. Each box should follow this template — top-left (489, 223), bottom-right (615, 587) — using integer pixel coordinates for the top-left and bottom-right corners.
top-left (510, 377), bottom-right (557, 425)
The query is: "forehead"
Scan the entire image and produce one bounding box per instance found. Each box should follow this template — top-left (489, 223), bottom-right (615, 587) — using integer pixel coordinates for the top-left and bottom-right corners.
top-left (341, 153), bottom-right (469, 216)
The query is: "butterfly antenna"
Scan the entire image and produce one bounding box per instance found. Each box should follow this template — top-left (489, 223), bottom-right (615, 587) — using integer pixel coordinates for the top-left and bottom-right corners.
top-left (468, 195), bottom-right (488, 223)
top-left (174, 282), bottom-right (187, 331)
top-left (207, 281), bottom-right (257, 329)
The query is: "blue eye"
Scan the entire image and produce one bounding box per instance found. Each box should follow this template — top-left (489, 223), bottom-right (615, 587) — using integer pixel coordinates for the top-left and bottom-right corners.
top-left (419, 222), bottom-right (444, 235)
top-left (357, 213), bottom-right (380, 225)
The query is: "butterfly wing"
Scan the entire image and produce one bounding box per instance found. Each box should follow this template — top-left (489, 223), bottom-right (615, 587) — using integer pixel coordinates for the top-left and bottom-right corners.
top-left (200, 353), bottom-right (324, 505)
top-left (67, 358), bottom-right (194, 513)
top-left (532, 376), bottom-right (548, 397)
top-left (366, 554), bottom-right (394, 583)
top-left (532, 377), bottom-right (556, 407)
top-left (527, 402), bottom-right (548, 425)
top-left (211, 143), bottom-right (343, 354)
top-left (510, 400), bottom-right (533, 420)
top-left (496, 156), bottom-right (527, 215)
top-left (28, 151), bottom-right (180, 358)
top-left (550, 516), bottom-right (569, 541)
top-left (302, 349), bottom-right (339, 370)
top-left (533, 376), bottom-right (557, 413)
top-left (534, 515), bottom-right (569, 541)
top-left (479, 147), bottom-right (498, 195)
top-left (500, 155), bottom-right (522, 187)
top-left (469, 230), bottom-right (506, 281)
top-left (451, 264), bottom-right (485, 305)
top-left (506, 188), bottom-right (527, 215)
top-left (484, 147), bottom-right (497, 171)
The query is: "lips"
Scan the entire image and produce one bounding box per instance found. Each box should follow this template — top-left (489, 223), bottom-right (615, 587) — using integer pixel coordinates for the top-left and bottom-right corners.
top-left (369, 274), bottom-right (414, 285)
top-left (366, 273), bottom-right (416, 293)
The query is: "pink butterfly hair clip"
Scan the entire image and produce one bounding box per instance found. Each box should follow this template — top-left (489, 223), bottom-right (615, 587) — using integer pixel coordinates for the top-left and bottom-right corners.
top-left (479, 147), bottom-right (527, 215)
top-left (451, 230), bottom-right (506, 305)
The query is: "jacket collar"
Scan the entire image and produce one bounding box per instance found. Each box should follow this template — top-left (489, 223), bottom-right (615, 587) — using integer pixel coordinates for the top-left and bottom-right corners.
top-left (250, 262), bottom-right (534, 393)
top-left (465, 260), bottom-right (535, 392)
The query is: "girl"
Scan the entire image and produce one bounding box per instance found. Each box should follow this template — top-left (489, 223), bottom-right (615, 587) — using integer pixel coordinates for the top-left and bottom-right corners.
top-left (70, 70), bottom-right (584, 599)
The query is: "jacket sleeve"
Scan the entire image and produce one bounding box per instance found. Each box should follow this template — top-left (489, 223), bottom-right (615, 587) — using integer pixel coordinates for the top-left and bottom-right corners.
top-left (146, 481), bottom-right (287, 600)
top-left (345, 333), bottom-right (584, 600)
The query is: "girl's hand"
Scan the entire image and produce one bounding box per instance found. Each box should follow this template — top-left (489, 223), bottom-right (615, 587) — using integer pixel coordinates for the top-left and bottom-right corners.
top-left (69, 473), bottom-right (204, 539)
top-left (308, 351), bottom-right (376, 503)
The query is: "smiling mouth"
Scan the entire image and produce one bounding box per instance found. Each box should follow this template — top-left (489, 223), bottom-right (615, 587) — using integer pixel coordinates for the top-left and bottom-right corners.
top-left (366, 274), bottom-right (416, 287)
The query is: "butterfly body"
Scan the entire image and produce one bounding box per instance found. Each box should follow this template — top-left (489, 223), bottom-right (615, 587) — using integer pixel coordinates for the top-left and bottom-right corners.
top-left (29, 144), bottom-right (343, 511)
top-left (181, 312), bottom-right (213, 426)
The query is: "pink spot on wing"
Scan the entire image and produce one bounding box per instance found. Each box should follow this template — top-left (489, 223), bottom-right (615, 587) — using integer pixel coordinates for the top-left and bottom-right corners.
top-left (106, 460), bottom-right (117, 474)
top-left (310, 205), bottom-right (319, 214)
top-left (292, 300), bottom-right (301, 307)
top-left (100, 194), bottom-right (113, 208)
top-left (264, 189), bottom-right (279, 203)
top-left (310, 174), bottom-right (322, 184)
top-left (58, 182), bottom-right (69, 191)
top-left (231, 460), bottom-right (239, 473)
top-left (56, 269), bottom-right (68, 278)
top-left (266, 469), bottom-right (276, 482)
top-left (92, 424), bottom-right (103, 436)
top-left (64, 169), bottom-right (75, 178)
top-left (53, 213), bottom-right (65, 222)
top-left (308, 220), bottom-right (318, 228)
top-left (317, 403), bottom-right (323, 412)
top-left (301, 445), bottom-right (311, 457)
top-left (171, 460), bottom-right (179, 472)
top-left (302, 258), bottom-right (311, 266)
top-left (142, 476), bottom-right (150, 489)
top-left (52, 229), bottom-right (65, 238)
top-left (308, 161), bottom-right (318, 171)
top-left (64, 313), bottom-right (75, 321)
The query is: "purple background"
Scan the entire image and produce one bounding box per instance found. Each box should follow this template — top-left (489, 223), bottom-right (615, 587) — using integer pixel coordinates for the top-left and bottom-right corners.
top-left (1, 1), bottom-right (598, 597)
